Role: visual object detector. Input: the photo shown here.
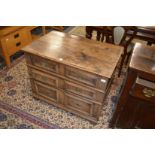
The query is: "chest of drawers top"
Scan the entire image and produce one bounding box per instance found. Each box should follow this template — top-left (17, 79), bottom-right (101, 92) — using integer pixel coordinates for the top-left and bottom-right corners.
top-left (22, 31), bottom-right (123, 78)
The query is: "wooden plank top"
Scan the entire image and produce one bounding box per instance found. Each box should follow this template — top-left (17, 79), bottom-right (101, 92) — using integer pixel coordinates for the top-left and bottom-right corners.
top-left (130, 43), bottom-right (155, 76)
top-left (22, 31), bottom-right (123, 78)
top-left (0, 26), bottom-right (23, 38)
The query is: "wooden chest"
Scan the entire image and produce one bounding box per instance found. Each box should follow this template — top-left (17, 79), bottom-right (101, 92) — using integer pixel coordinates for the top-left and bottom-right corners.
top-left (22, 31), bottom-right (123, 123)
top-left (111, 43), bottom-right (155, 128)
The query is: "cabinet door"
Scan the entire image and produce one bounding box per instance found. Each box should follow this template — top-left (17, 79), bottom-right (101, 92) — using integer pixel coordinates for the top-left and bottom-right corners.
top-left (133, 103), bottom-right (155, 129)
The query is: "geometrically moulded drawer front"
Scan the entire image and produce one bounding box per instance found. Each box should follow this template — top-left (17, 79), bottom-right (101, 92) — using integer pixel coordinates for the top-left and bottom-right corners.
top-left (64, 93), bottom-right (94, 116)
top-left (64, 81), bottom-right (104, 102)
top-left (28, 67), bottom-right (59, 88)
top-left (29, 55), bottom-right (59, 73)
top-left (28, 67), bottom-right (105, 103)
top-left (65, 66), bottom-right (108, 90)
top-left (31, 80), bottom-right (58, 103)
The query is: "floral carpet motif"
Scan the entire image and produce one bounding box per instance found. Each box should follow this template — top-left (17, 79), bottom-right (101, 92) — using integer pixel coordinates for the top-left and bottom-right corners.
top-left (0, 99), bottom-right (60, 129)
top-left (0, 27), bottom-right (126, 128)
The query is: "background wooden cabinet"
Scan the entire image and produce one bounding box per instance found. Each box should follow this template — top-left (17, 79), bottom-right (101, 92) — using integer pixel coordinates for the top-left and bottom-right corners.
top-left (0, 26), bottom-right (65, 67)
top-left (111, 43), bottom-right (155, 129)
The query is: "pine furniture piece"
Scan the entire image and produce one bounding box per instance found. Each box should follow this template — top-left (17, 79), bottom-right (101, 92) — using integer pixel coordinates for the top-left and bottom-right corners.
top-left (22, 31), bottom-right (123, 123)
top-left (110, 43), bottom-right (155, 128)
top-left (0, 26), bottom-right (46, 67)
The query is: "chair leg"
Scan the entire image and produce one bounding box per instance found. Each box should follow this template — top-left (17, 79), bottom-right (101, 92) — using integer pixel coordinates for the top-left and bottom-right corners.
top-left (118, 54), bottom-right (126, 77)
top-left (85, 27), bottom-right (93, 39)
top-left (147, 41), bottom-right (152, 46)
top-left (96, 31), bottom-right (101, 41)
top-left (125, 53), bottom-right (131, 65)
top-left (101, 33), bottom-right (104, 42)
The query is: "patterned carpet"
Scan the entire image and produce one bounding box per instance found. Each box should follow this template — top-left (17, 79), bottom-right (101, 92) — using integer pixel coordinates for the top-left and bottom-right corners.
top-left (0, 27), bottom-right (126, 129)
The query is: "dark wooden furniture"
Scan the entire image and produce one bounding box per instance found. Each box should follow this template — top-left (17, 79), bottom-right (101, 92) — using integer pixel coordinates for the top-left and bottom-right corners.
top-left (86, 26), bottom-right (137, 76)
top-left (22, 31), bottom-right (123, 123)
top-left (130, 26), bottom-right (155, 45)
top-left (105, 26), bottom-right (137, 76)
top-left (86, 26), bottom-right (155, 44)
top-left (110, 43), bottom-right (155, 128)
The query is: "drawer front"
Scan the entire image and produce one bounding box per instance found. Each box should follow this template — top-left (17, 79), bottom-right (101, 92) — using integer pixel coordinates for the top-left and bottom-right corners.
top-left (30, 55), bottom-right (59, 73)
top-left (65, 66), bottom-right (108, 90)
top-left (65, 93), bottom-right (94, 116)
top-left (2, 28), bottom-right (31, 55)
top-left (31, 80), bottom-right (58, 102)
top-left (130, 77), bottom-right (155, 103)
top-left (28, 68), bottom-right (58, 88)
top-left (64, 81), bottom-right (104, 102)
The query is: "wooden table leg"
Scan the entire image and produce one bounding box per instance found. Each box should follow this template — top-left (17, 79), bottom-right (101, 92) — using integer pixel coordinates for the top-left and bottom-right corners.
top-left (0, 40), bottom-right (11, 67)
top-left (42, 26), bottom-right (46, 35)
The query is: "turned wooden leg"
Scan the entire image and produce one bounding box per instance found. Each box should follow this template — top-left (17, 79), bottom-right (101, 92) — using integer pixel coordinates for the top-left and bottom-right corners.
top-left (125, 53), bottom-right (131, 65)
top-left (147, 41), bottom-right (152, 46)
top-left (96, 31), bottom-right (101, 41)
top-left (86, 26), bottom-right (93, 39)
top-left (101, 33), bottom-right (104, 42)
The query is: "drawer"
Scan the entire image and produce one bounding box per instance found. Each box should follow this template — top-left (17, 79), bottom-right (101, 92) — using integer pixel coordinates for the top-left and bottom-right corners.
top-left (65, 66), bottom-right (108, 90)
top-left (64, 81), bottom-right (104, 102)
top-left (28, 68), bottom-right (58, 88)
top-left (1, 27), bottom-right (31, 55)
top-left (64, 93), bottom-right (94, 116)
top-left (29, 55), bottom-right (59, 73)
top-left (31, 80), bottom-right (58, 102)
top-left (130, 77), bottom-right (155, 103)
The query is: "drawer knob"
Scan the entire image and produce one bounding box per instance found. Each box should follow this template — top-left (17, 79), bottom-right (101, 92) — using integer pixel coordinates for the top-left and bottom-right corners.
top-left (16, 42), bottom-right (21, 47)
top-left (14, 34), bottom-right (19, 38)
top-left (143, 88), bottom-right (155, 98)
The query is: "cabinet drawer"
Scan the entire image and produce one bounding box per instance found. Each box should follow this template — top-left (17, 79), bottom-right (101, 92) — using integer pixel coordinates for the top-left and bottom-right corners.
top-left (1, 27), bottom-right (31, 55)
top-left (64, 81), bottom-right (104, 102)
top-left (29, 55), bottom-right (59, 73)
top-left (31, 80), bottom-right (58, 102)
top-left (130, 77), bottom-right (155, 103)
top-left (64, 93), bottom-right (94, 116)
top-left (65, 66), bottom-right (108, 90)
top-left (28, 68), bottom-right (58, 88)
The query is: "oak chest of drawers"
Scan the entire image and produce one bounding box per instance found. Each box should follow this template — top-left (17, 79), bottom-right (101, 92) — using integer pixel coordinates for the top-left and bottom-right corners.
top-left (22, 31), bottom-right (123, 123)
top-left (111, 43), bottom-right (155, 128)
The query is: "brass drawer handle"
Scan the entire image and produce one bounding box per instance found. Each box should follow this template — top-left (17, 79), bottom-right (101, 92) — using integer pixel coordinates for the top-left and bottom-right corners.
top-left (143, 88), bottom-right (155, 98)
